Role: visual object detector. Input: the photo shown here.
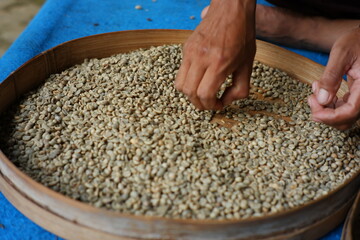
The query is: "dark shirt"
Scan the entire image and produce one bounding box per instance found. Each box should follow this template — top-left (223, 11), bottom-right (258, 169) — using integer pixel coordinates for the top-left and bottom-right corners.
top-left (267, 0), bottom-right (360, 19)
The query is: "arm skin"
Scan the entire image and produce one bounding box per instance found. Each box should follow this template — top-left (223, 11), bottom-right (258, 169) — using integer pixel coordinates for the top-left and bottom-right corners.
top-left (309, 27), bottom-right (360, 130)
top-left (175, 0), bottom-right (256, 110)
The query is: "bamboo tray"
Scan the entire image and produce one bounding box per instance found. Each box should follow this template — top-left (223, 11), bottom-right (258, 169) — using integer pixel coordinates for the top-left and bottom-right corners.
top-left (342, 190), bottom-right (360, 240)
top-left (0, 30), bottom-right (359, 240)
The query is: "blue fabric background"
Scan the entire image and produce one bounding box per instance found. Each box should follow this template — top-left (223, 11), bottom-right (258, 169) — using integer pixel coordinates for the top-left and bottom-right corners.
top-left (0, 0), bottom-right (342, 239)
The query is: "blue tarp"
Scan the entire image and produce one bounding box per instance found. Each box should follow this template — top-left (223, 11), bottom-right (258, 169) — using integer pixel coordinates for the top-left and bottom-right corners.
top-left (0, 0), bottom-right (342, 239)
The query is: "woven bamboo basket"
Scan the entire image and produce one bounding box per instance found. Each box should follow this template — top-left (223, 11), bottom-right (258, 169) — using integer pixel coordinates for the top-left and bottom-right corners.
top-left (0, 30), bottom-right (359, 240)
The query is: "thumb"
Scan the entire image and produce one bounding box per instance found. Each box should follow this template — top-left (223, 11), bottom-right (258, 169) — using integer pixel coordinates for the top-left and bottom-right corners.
top-left (314, 44), bottom-right (351, 105)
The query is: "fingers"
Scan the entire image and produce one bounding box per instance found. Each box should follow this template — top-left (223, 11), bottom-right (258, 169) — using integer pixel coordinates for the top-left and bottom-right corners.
top-left (221, 63), bottom-right (251, 106)
top-left (181, 64), bottom-right (207, 110)
top-left (313, 43), bottom-right (351, 106)
top-left (308, 95), bottom-right (343, 129)
top-left (309, 82), bottom-right (360, 129)
top-left (196, 69), bottom-right (225, 110)
top-left (309, 29), bottom-right (360, 129)
top-left (176, 62), bottom-right (251, 110)
top-left (175, 60), bottom-right (225, 110)
top-left (308, 95), bottom-right (324, 115)
top-left (175, 59), bottom-right (190, 91)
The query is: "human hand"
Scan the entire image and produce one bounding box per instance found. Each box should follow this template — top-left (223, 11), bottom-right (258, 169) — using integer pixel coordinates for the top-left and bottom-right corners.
top-left (309, 27), bottom-right (360, 130)
top-left (175, 0), bottom-right (256, 110)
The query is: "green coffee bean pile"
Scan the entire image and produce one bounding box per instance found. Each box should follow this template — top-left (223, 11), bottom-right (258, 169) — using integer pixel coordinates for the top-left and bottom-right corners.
top-left (1, 45), bottom-right (359, 220)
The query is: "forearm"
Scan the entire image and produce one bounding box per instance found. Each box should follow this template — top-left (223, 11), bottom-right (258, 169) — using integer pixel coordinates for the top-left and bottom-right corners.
top-left (256, 6), bottom-right (360, 53)
top-left (309, 18), bottom-right (360, 52)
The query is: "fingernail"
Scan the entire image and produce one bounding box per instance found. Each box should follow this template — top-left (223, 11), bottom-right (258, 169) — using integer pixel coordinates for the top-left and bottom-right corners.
top-left (317, 88), bottom-right (330, 105)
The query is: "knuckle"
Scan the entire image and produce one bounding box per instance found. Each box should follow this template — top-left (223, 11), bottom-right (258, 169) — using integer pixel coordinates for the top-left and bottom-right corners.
top-left (182, 87), bottom-right (196, 98)
top-left (233, 87), bottom-right (249, 99)
top-left (322, 69), bottom-right (340, 82)
top-left (197, 88), bottom-right (212, 101)
top-left (213, 52), bottom-right (229, 65)
top-left (212, 60), bottom-right (235, 75)
top-left (184, 43), bottom-right (208, 58)
top-left (183, 42), bottom-right (195, 54)
top-left (197, 46), bottom-right (208, 57)
top-left (215, 47), bottom-right (230, 57)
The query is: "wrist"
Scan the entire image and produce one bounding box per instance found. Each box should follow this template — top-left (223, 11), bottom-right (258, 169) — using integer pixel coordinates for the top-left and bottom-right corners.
top-left (211, 0), bottom-right (256, 6)
top-left (210, 0), bottom-right (256, 15)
